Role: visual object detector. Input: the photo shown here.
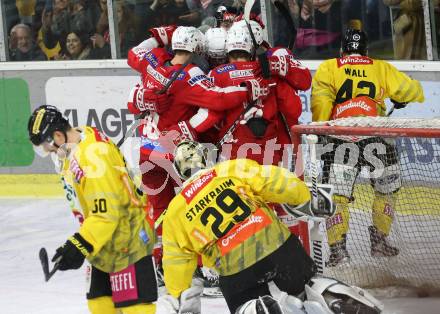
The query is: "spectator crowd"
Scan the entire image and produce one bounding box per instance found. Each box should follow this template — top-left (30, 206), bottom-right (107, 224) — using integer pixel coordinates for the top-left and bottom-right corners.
top-left (3, 0), bottom-right (437, 61)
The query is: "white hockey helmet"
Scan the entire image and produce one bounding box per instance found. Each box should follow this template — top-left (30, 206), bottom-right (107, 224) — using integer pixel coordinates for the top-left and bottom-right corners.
top-left (304, 277), bottom-right (384, 314)
top-left (233, 19), bottom-right (264, 46)
top-left (205, 27), bottom-right (228, 66)
top-left (226, 22), bottom-right (253, 54)
top-left (172, 26), bottom-right (205, 54)
top-left (173, 140), bottom-right (210, 180)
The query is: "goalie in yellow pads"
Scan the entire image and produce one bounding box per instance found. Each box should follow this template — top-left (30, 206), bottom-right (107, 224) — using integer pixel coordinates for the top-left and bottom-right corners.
top-left (311, 26), bottom-right (425, 266)
top-left (161, 140), bottom-right (316, 313)
top-left (28, 105), bottom-right (157, 314)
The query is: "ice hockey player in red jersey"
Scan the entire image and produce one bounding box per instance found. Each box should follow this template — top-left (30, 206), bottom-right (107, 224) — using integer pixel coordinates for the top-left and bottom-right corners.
top-left (208, 20), bottom-right (311, 166)
top-left (126, 25), bottom-right (270, 275)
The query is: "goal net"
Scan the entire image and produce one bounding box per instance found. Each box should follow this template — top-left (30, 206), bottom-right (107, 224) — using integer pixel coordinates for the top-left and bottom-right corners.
top-left (292, 117), bottom-right (440, 292)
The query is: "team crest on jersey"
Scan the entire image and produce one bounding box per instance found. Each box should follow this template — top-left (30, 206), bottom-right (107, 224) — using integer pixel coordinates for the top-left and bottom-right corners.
top-left (182, 170), bottom-right (217, 203)
top-left (144, 51), bottom-right (159, 68)
top-left (70, 157), bottom-right (84, 183)
top-left (337, 56), bottom-right (373, 67)
top-left (215, 64), bottom-right (236, 73)
top-left (229, 69), bottom-right (254, 79)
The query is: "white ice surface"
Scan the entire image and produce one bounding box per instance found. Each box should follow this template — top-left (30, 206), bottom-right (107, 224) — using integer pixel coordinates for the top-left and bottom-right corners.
top-left (0, 199), bottom-right (439, 314)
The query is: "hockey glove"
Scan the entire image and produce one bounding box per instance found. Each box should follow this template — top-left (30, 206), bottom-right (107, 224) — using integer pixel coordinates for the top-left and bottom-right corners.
top-left (268, 55), bottom-right (289, 78)
top-left (52, 233), bottom-right (93, 271)
top-left (391, 99), bottom-right (408, 110)
top-left (127, 84), bottom-right (170, 114)
top-left (149, 25), bottom-right (177, 47)
top-left (241, 78), bottom-right (271, 103)
top-left (162, 279), bottom-right (203, 314)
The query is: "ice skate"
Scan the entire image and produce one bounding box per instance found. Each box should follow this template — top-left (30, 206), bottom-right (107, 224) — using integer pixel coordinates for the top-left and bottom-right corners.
top-left (369, 226), bottom-right (399, 257)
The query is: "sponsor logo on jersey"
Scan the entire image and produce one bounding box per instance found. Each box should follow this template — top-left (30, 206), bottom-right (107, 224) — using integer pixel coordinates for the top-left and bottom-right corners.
top-left (173, 71), bottom-right (187, 80)
top-left (217, 208), bottom-right (271, 256)
top-left (191, 228), bottom-right (210, 245)
top-left (215, 64), bottom-right (236, 73)
top-left (229, 69), bottom-right (254, 79)
top-left (144, 51), bottom-right (159, 68)
top-left (70, 157), bottom-right (84, 183)
top-left (337, 56), bottom-right (373, 67)
top-left (147, 65), bottom-right (170, 86)
top-left (335, 99), bottom-right (372, 117)
top-left (182, 170), bottom-right (217, 203)
top-left (188, 74), bottom-right (210, 86)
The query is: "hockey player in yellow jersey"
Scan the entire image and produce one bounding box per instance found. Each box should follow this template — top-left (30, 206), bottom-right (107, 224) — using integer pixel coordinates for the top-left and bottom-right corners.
top-left (28, 105), bottom-right (157, 314)
top-left (160, 140), bottom-right (316, 313)
top-left (311, 27), bottom-right (425, 266)
top-left (160, 140), bottom-right (385, 314)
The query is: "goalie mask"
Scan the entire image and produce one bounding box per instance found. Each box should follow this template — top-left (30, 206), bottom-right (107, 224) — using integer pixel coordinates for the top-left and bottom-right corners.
top-left (173, 140), bottom-right (210, 180)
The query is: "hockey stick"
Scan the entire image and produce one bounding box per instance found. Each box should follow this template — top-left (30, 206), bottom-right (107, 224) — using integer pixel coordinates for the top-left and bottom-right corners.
top-left (306, 134), bottom-right (319, 210)
top-left (243, 0), bottom-right (271, 78)
top-left (273, 1), bottom-right (297, 50)
top-left (39, 247), bottom-right (60, 282)
top-left (117, 56), bottom-right (194, 148)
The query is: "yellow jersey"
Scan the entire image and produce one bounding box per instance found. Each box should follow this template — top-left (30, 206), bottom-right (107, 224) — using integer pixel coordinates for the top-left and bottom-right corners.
top-left (162, 159), bottom-right (311, 298)
top-left (311, 55), bottom-right (424, 121)
top-left (61, 126), bottom-right (155, 273)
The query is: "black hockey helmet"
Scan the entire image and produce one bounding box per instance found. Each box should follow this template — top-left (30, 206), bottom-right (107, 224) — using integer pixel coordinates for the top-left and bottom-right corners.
top-left (28, 105), bottom-right (70, 146)
top-left (341, 28), bottom-right (368, 56)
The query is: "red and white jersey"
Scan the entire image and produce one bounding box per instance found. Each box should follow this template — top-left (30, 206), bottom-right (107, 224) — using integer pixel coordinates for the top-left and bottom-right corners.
top-left (128, 47), bottom-right (248, 130)
top-left (209, 61), bottom-right (283, 164)
top-left (267, 47), bottom-right (311, 145)
top-left (210, 61), bottom-right (276, 129)
top-left (127, 47), bottom-right (248, 159)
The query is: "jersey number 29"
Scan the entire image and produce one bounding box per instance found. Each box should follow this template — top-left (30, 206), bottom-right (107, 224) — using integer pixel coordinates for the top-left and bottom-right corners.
top-left (200, 189), bottom-right (251, 238)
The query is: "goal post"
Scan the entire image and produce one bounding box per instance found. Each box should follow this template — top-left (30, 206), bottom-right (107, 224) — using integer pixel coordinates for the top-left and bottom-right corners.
top-left (291, 117), bottom-right (440, 291)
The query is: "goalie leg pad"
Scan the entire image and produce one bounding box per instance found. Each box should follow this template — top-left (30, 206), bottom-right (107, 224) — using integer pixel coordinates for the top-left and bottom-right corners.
top-left (305, 277), bottom-right (384, 314)
top-left (325, 195), bottom-right (350, 246)
top-left (372, 193), bottom-right (395, 235)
